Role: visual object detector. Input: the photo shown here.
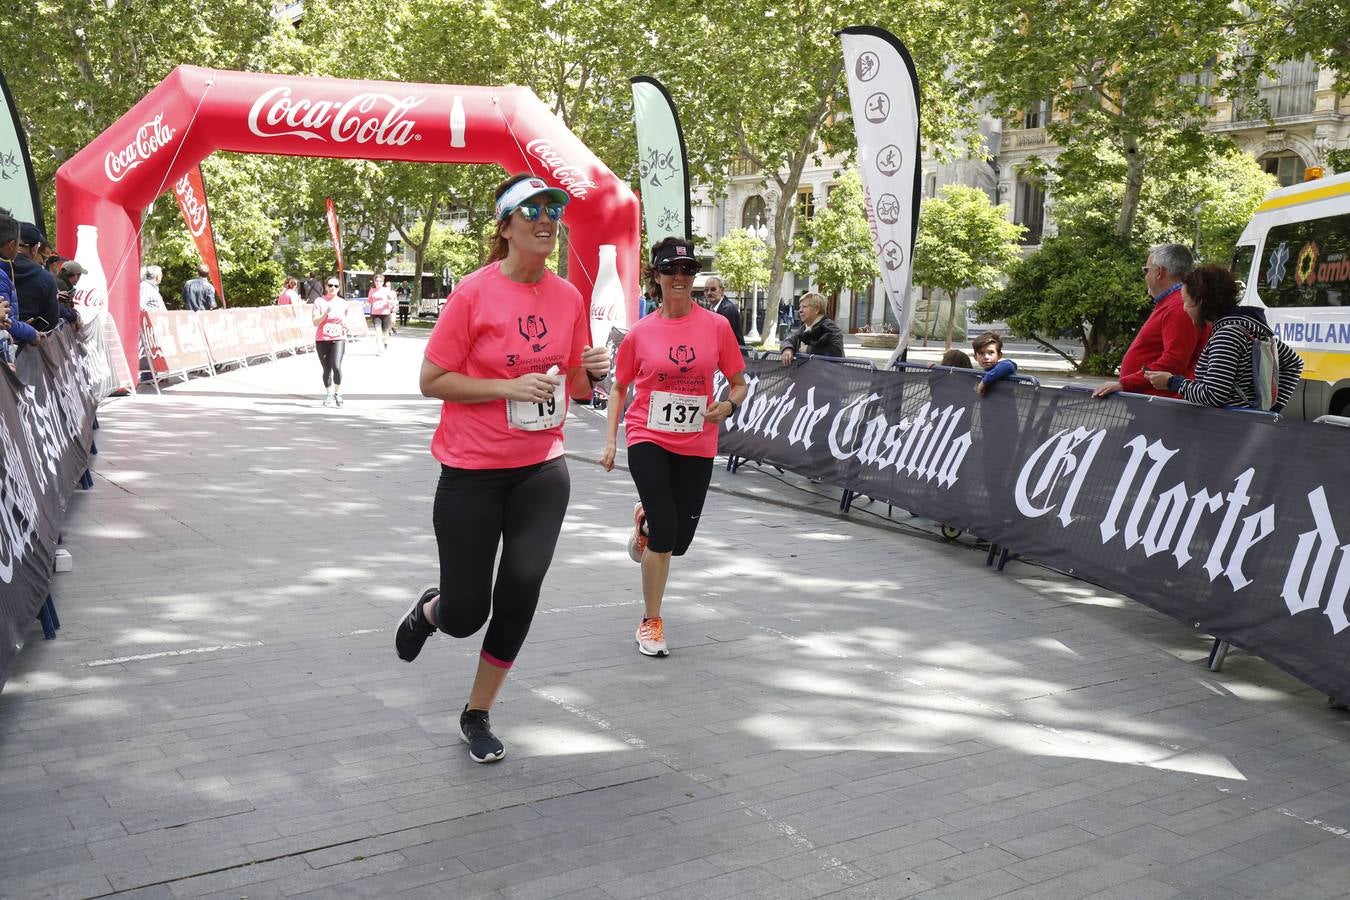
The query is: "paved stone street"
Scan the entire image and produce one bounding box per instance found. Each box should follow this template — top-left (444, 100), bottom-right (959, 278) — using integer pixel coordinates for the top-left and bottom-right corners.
top-left (2, 331), bottom-right (1348, 899)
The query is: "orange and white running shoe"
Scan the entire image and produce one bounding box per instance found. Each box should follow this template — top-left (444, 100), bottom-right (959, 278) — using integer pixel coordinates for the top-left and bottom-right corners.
top-left (636, 616), bottom-right (668, 657)
top-left (627, 501), bottom-right (648, 563)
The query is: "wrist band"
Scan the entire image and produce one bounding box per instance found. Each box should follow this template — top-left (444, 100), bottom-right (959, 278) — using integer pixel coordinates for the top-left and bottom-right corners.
top-left (727, 398), bottom-right (739, 413)
top-left (587, 370), bottom-right (604, 383)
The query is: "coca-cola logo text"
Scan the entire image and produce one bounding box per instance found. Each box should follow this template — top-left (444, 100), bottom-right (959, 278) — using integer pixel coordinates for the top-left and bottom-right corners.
top-left (525, 139), bottom-right (597, 198)
top-left (103, 114), bottom-right (175, 183)
top-left (174, 175), bottom-right (210, 238)
top-left (247, 87), bottom-right (424, 147)
top-left (71, 286), bottom-right (107, 309)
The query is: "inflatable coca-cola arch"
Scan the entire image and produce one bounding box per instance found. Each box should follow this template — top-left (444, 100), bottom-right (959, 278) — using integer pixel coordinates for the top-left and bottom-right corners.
top-left (55, 65), bottom-right (641, 375)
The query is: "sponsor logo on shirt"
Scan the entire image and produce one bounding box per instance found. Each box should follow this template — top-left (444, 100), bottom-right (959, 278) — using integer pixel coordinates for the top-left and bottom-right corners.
top-left (668, 344), bottom-right (696, 372)
top-left (518, 315), bottom-right (550, 352)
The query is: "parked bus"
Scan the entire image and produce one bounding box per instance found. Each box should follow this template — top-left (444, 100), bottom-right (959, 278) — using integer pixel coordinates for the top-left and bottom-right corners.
top-left (1232, 170), bottom-right (1350, 419)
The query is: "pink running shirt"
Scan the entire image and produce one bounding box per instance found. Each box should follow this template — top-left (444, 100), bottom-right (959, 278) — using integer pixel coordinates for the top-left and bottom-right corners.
top-left (424, 262), bottom-right (589, 470)
top-left (314, 298), bottom-right (348, 342)
top-left (615, 304), bottom-right (745, 458)
top-left (368, 286), bottom-right (396, 316)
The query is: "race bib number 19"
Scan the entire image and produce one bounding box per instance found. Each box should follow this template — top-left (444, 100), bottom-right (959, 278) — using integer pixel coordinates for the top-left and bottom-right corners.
top-left (647, 390), bottom-right (706, 433)
top-left (507, 379), bottom-right (567, 431)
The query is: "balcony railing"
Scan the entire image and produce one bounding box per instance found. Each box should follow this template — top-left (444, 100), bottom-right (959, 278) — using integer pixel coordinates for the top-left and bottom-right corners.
top-left (1007, 128), bottom-right (1050, 150)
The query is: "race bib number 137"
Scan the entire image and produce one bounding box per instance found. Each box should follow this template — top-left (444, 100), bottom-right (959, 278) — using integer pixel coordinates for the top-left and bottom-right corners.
top-left (647, 390), bottom-right (706, 433)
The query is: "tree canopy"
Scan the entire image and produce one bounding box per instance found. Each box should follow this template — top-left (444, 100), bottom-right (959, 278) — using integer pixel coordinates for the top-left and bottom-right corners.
top-left (912, 184), bottom-right (1024, 348)
top-left (791, 170), bottom-right (878, 300)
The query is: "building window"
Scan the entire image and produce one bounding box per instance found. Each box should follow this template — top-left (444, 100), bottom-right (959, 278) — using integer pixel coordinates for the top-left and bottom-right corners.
top-left (1014, 176), bottom-right (1045, 244)
top-left (796, 187), bottom-right (815, 222)
top-left (1021, 99), bottom-right (1052, 130)
top-left (730, 155), bottom-right (759, 177)
top-left (1260, 152), bottom-right (1307, 187)
top-left (1234, 56), bottom-right (1319, 121)
top-left (741, 196), bottom-right (767, 230)
top-left (925, 172), bottom-right (938, 198)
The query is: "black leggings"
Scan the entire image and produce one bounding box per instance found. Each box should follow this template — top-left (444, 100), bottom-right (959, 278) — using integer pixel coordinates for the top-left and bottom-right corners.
top-left (432, 458), bottom-right (570, 667)
top-left (627, 441), bottom-right (714, 556)
top-left (316, 340), bottom-right (345, 388)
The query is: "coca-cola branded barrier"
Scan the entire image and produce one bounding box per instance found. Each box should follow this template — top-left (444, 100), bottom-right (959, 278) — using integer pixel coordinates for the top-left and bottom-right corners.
top-left (140, 309), bottom-right (213, 380)
top-left (55, 66), bottom-right (640, 377)
top-left (138, 307), bottom-right (372, 386)
top-left (0, 324), bottom-right (104, 690)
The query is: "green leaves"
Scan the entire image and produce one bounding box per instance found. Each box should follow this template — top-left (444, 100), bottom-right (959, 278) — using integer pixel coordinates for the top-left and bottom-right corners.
top-left (792, 170), bottom-right (878, 296)
top-left (913, 184), bottom-right (1024, 345)
top-left (976, 222), bottom-right (1149, 374)
top-left (713, 228), bottom-right (770, 295)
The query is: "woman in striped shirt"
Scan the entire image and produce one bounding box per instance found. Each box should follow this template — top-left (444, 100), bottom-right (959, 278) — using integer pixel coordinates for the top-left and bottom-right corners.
top-left (1145, 264), bottom-right (1302, 411)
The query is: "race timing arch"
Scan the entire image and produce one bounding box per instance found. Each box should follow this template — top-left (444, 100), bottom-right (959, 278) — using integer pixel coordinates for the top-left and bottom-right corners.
top-left (54, 65), bottom-right (641, 374)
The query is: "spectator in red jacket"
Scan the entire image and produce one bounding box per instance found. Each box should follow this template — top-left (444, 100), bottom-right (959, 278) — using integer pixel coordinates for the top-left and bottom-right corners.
top-left (1092, 243), bottom-right (1209, 399)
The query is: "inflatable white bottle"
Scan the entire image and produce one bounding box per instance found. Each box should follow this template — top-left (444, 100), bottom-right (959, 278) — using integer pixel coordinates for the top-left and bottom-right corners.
top-left (450, 96), bottom-right (466, 148)
top-left (70, 224), bottom-right (109, 312)
top-left (589, 244), bottom-right (625, 348)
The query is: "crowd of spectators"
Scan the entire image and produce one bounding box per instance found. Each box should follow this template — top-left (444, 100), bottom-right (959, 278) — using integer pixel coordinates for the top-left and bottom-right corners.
top-left (0, 211), bottom-right (81, 371)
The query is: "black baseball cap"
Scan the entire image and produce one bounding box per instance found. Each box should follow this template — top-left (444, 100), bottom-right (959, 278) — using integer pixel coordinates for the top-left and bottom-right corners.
top-left (651, 238), bottom-right (698, 268)
top-left (19, 222), bottom-right (46, 247)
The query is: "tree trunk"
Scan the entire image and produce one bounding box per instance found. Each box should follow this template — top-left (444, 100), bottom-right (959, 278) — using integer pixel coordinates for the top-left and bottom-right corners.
top-left (752, 61), bottom-right (841, 325)
top-left (1117, 134), bottom-right (1146, 239)
top-left (944, 288), bottom-right (960, 350)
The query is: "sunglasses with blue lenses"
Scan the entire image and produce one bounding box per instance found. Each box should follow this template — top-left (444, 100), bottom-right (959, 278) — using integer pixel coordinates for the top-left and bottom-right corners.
top-left (657, 261), bottom-right (699, 276)
top-left (513, 202), bottom-right (565, 223)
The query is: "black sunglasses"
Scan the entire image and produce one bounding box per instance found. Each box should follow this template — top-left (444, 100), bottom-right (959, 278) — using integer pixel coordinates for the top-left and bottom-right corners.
top-left (326, 282), bottom-right (340, 288)
top-left (657, 261), bottom-right (699, 276)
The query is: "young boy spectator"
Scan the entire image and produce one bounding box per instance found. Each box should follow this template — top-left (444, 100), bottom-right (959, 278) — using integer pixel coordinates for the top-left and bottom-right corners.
top-left (971, 331), bottom-right (1017, 396)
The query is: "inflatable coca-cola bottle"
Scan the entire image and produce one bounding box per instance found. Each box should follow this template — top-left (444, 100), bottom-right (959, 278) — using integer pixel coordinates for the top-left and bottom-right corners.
top-left (589, 243), bottom-right (625, 348)
top-left (70, 224), bottom-right (109, 314)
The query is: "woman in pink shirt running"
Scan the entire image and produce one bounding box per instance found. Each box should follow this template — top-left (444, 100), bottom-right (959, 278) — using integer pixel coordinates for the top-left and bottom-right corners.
top-left (394, 174), bottom-right (609, 764)
top-left (601, 236), bottom-right (749, 658)
top-left (367, 274), bottom-right (396, 353)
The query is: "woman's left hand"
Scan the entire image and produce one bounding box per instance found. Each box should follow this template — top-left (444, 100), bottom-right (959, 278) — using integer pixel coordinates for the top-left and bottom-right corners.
top-left (704, 400), bottom-right (735, 425)
top-left (581, 345), bottom-right (610, 379)
top-left (1145, 370), bottom-right (1173, 390)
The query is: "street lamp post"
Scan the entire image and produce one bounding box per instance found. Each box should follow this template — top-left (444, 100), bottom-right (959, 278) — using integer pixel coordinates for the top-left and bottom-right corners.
top-left (745, 217), bottom-right (770, 344)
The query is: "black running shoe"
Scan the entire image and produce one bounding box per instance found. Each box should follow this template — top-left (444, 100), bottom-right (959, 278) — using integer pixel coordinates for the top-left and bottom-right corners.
top-left (459, 705), bottom-right (505, 763)
top-left (395, 585), bottom-right (438, 662)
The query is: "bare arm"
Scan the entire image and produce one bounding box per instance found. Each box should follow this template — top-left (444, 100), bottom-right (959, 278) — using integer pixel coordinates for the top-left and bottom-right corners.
top-left (600, 380), bottom-right (627, 471)
top-left (419, 357), bottom-right (558, 404)
top-left (705, 371), bottom-right (748, 424)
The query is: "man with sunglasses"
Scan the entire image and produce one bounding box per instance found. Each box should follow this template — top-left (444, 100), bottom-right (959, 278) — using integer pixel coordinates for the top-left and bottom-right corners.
top-left (1092, 243), bottom-right (1206, 399)
top-left (181, 263), bottom-right (217, 312)
top-left (396, 174), bottom-right (610, 765)
top-left (702, 276), bottom-right (745, 346)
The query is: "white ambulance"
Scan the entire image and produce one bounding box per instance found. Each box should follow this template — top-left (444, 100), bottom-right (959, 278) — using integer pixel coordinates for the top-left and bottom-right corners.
top-left (1231, 170), bottom-right (1350, 419)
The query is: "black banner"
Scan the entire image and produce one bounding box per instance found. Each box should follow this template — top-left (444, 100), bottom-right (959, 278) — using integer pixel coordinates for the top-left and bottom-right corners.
top-left (719, 357), bottom-right (1350, 701)
top-left (1, 325), bottom-right (100, 689)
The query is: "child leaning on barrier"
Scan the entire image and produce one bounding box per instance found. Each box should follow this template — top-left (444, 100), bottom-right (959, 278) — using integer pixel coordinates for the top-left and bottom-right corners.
top-left (938, 348), bottom-right (973, 369)
top-left (971, 331), bottom-right (1017, 397)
